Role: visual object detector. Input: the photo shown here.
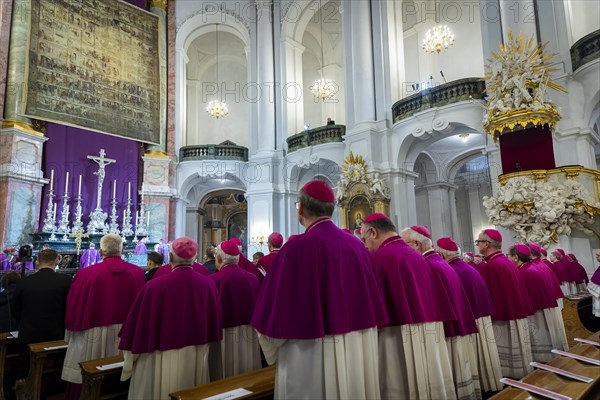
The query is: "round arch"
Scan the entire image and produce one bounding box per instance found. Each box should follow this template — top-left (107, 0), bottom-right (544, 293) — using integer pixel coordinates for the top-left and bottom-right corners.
top-left (177, 14), bottom-right (250, 54)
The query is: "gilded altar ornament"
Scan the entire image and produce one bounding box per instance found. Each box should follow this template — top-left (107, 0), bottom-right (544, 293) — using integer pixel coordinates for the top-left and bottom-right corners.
top-left (336, 153), bottom-right (391, 228)
top-left (1, 119), bottom-right (45, 137)
top-left (337, 153), bottom-right (391, 202)
top-left (484, 31), bottom-right (566, 140)
top-left (149, 0), bottom-right (167, 10)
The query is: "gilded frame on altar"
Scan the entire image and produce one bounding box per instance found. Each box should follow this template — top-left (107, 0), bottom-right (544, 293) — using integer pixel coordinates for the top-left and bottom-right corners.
top-left (227, 211), bottom-right (248, 255)
top-left (347, 195), bottom-right (373, 231)
top-left (23, 0), bottom-right (160, 144)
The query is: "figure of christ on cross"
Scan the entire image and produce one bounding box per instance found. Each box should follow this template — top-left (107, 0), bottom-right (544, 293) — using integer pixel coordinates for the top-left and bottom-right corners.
top-left (87, 149), bottom-right (117, 212)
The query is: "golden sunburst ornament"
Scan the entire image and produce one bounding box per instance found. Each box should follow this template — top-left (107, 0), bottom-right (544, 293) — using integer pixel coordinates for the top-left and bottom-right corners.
top-left (484, 31), bottom-right (566, 139)
top-left (342, 152), bottom-right (368, 182)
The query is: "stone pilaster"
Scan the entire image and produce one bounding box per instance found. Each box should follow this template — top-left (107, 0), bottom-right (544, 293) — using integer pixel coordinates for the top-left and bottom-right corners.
top-left (146, 0), bottom-right (168, 154)
top-left (0, 127), bottom-right (47, 247)
top-left (141, 154), bottom-right (174, 241)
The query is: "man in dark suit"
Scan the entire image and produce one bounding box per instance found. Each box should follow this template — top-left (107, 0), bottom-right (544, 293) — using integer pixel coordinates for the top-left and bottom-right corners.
top-left (12, 249), bottom-right (72, 380)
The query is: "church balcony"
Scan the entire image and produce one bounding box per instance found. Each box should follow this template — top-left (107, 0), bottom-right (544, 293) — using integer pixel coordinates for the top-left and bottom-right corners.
top-left (286, 124), bottom-right (346, 153)
top-left (179, 142), bottom-right (249, 162)
top-left (571, 29), bottom-right (600, 72)
top-left (392, 78), bottom-right (486, 123)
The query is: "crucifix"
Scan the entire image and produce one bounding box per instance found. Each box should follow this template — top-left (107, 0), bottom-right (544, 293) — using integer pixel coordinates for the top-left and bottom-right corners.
top-left (70, 227), bottom-right (89, 257)
top-left (87, 149), bottom-right (117, 212)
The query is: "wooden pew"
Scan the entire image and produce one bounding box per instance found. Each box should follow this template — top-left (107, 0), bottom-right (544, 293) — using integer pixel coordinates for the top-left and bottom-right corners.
top-left (80, 355), bottom-right (128, 400)
top-left (169, 366), bottom-right (276, 400)
top-left (0, 332), bottom-right (19, 400)
top-left (562, 294), bottom-right (600, 347)
top-left (16, 340), bottom-right (67, 400)
top-left (491, 333), bottom-right (600, 400)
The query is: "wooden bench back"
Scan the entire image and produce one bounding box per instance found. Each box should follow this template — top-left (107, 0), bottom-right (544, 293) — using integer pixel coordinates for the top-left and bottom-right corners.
top-left (169, 366), bottom-right (276, 400)
top-left (16, 340), bottom-right (67, 400)
top-left (80, 355), bottom-right (128, 400)
top-left (0, 333), bottom-right (19, 400)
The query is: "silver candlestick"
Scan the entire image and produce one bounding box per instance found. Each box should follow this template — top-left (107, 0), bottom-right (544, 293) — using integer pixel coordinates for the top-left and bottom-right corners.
top-left (121, 199), bottom-right (134, 237)
top-left (108, 197), bottom-right (120, 234)
top-left (135, 200), bottom-right (148, 237)
top-left (71, 195), bottom-right (84, 235)
top-left (42, 189), bottom-right (56, 233)
top-left (57, 192), bottom-right (71, 236)
top-left (49, 225), bottom-right (58, 241)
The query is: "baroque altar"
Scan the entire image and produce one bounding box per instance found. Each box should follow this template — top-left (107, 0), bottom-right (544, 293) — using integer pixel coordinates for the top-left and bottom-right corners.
top-left (336, 153), bottom-right (391, 230)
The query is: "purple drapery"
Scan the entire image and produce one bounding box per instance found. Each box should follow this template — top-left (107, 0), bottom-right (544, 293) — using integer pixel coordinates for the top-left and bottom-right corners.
top-left (40, 125), bottom-right (141, 231)
top-left (38, 0), bottom-right (147, 231)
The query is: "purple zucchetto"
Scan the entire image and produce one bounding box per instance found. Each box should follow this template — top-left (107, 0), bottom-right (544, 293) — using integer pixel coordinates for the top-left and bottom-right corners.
top-left (483, 228), bottom-right (502, 243)
top-left (171, 237), bottom-right (198, 259)
top-left (527, 242), bottom-right (542, 254)
top-left (268, 233), bottom-right (284, 248)
top-left (514, 244), bottom-right (531, 257)
top-left (437, 237), bottom-right (459, 252)
top-left (364, 213), bottom-right (391, 224)
top-left (302, 180), bottom-right (335, 203)
top-left (411, 225), bottom-right (431, 239)
top-left (220, 240), bottom-right (240, 257)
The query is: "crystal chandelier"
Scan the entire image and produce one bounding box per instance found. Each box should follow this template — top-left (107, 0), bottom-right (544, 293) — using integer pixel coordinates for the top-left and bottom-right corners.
top-left (311, 0), bottom-right (335, 101)
top-left (422, 25), bottom-right (455, 54)
top-left (311, 78), bottom-right (335, 101)
top-left (206, 24), bottom-right (229, 118)
top-left (206, 100), bottom-right (229, 119)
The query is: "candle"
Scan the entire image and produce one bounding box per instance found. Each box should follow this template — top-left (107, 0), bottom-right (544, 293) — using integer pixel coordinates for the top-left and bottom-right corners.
top-left (78, 175), bottom-right (82, 197)
top-left (50, 169), bottom-right (54, 191)
top-left (123, 209), bottom-right (126, 224)
top-left (113, 180), bottom-right (117, 199)
top-left (147, 210), bottom-right (150, 227)
top-left (141, 186), bottom-right (144, 202)
top-left (64, 171), bottom-right (69, 193)
top-left (128, 182), bottom-right (131, 201)
top-left (52, 203), bottom-right (56, 220)
top-left (135, 211), bottom-right (139, 226)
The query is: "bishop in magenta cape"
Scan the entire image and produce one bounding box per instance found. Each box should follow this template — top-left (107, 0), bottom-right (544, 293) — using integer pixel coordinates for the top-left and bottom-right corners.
top-left (118, 265), bottom-right (223, 398)
top-left (251, 218), bottom-right (388, 399)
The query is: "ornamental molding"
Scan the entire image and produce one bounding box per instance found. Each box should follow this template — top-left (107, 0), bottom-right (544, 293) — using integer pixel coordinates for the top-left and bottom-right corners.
top-left (177, 7), bottom-right (251, 33)
top-left (482, 167), bottom-right (600, 246)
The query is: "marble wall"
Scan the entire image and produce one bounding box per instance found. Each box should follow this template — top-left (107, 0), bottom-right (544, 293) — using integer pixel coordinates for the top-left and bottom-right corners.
top-left (0, 1), bottom-right (13, 120)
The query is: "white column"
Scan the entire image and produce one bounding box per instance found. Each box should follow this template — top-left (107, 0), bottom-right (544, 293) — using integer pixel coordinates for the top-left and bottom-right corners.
top-left (448, 187), bottom-right (462, 244)
top-left (467, 186), bottom-right (485, 240)
top-left (535, 0), bottom-right (572, 74)
top-left (499, 0), bottom-right (538, 42)
top-left (172, 197), bottom-right (185, 238)
top-left (388, 170), bottom-right (419, 229)
top-left (256, 1), bottom-right (276, 152)
top-left (384, 0), bottom-right (407, 102)
top-left (485, 145), bottom-right (503, 195)
top-left (284, 38), bottom-right (306, 136)
top-left (175, 47), bottom-right (189, 150)
top-left (423, 183), bottom-right (457, 240)
top-left (479, 0), bottom-right (504, 68)
top-left (341, 0), bottom-right (376, 128)
top-left (185, 207), bottom-right (199, 240)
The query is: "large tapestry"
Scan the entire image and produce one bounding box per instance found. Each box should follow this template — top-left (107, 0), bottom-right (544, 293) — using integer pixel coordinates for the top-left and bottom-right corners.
top-left (24, 0), bottom-right (160, 144)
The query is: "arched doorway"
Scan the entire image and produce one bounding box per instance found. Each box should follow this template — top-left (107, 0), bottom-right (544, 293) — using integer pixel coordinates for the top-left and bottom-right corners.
top-left (199, 191), bottom-right (247, 258)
